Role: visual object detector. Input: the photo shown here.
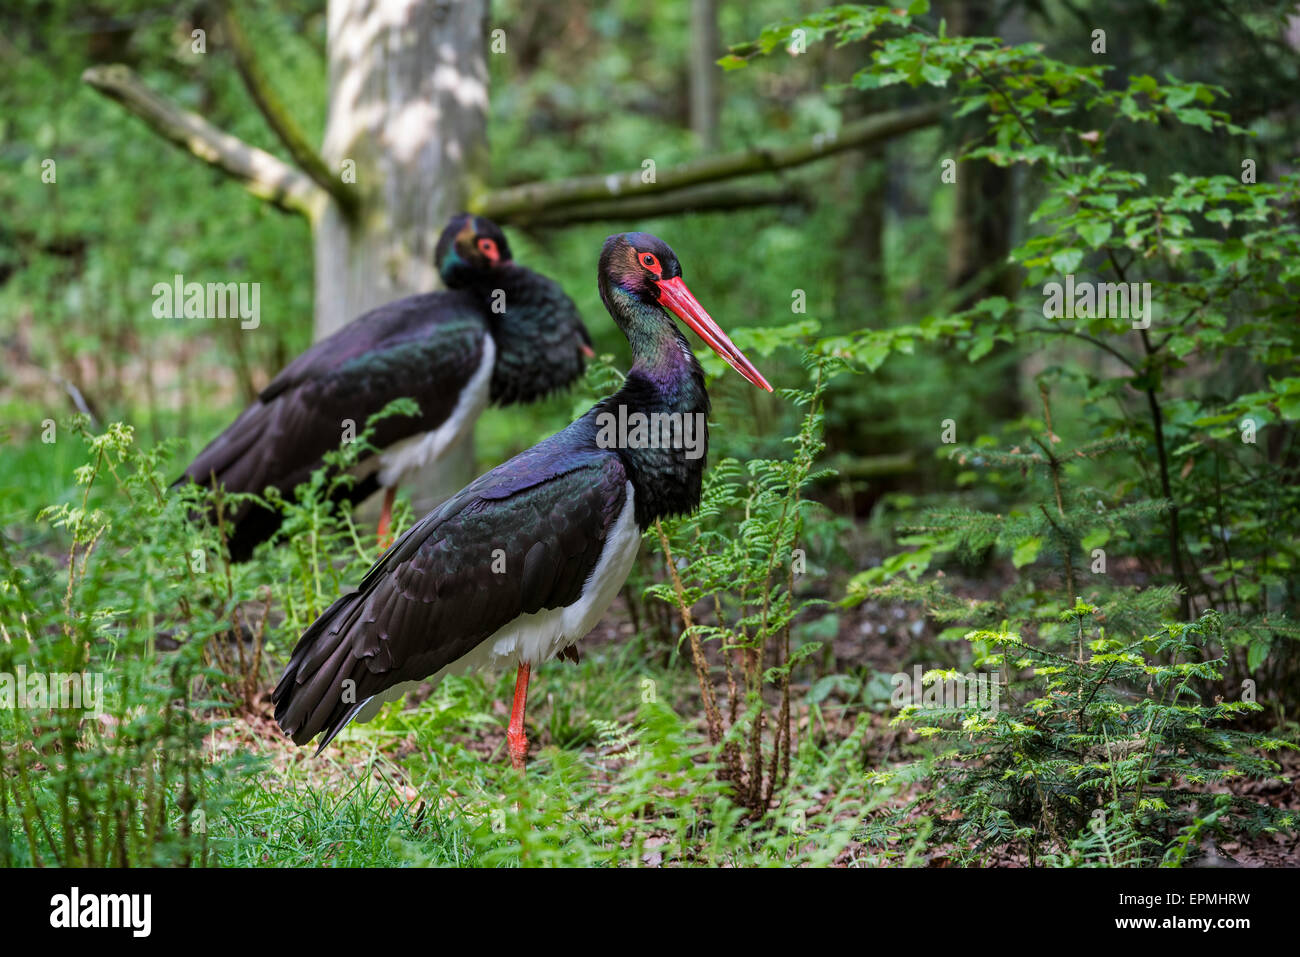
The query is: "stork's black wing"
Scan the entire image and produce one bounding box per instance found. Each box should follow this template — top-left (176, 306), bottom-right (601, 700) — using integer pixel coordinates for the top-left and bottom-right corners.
top-left (180, 291), bottom-right (489, 559)
top-left (272, 422), bottom-right (629, 750)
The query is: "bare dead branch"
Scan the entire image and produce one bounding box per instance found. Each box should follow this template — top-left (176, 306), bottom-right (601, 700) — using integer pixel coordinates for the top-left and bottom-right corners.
top-left (82, 64), bottom-right (323, 218)
top-left (504, 182), bottom-right (808, 227)
top-left (472, 103), bottom-right (941, 221)
top-left (218, 1), bottom-right (359, 218)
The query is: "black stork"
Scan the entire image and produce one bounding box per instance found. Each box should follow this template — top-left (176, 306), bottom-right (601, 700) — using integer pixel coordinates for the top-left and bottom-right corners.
top-left (179, 214), bottom-right (593, 560)
top-left (273, 232), bottom-right (772, 767)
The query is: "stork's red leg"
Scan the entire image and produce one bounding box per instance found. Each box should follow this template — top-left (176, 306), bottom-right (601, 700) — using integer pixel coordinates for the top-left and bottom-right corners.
top-left (507, 662), bottom-right (531, 770)
top-left (377, 486), bottom-right (396, 550)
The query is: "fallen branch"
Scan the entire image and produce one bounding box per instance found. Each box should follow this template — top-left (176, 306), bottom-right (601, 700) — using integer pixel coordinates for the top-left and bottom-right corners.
top-left (82, 64), bottom-right (323, 219)
top-left (827, 450), bottom-right (917, 479)
top-left (472, 103), bottom-right (941, 221)
top-left (504, 182), bottom-right (808, 227)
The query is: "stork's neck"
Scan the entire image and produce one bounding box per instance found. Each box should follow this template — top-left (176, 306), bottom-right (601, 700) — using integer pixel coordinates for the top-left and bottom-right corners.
top-left (466, 264), bottom-right (585, 406)
top-left (603, 289), bottom-right (695, 392)
top-left (598, 292), bottom-right (711, 526)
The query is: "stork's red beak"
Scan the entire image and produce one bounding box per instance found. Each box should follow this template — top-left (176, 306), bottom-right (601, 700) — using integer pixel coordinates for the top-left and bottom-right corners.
top-left (655, 277), bottom-right (773, 392)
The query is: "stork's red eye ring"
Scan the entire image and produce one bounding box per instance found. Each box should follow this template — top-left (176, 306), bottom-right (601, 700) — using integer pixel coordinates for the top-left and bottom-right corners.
top-left (638, 251), bottom-right (662, 276)
top-left (477, 237), bottom-right (500, 262)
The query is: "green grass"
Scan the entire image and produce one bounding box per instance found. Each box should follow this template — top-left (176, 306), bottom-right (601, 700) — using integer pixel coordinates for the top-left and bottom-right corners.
top-left (198, 633), bottom-right (883, 868)
top-left (216, 770), bottom-right (476, 867)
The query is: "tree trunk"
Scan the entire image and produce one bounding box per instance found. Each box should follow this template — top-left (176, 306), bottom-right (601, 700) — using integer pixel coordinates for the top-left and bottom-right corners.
top-left (689, 0), bottom-right (720, 151)
top-left (315, 0), bottom-right (489, 506)
top-left (943, 0), bottom-right (1020, 421)
top-left (315, 0), bottom-right (489, 338)
top-left (832, 40), bottom-right (887, 319)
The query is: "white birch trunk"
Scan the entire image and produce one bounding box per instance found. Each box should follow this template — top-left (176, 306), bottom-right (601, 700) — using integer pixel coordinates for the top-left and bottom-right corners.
top-left (314, 0), bottom-right (490, 509)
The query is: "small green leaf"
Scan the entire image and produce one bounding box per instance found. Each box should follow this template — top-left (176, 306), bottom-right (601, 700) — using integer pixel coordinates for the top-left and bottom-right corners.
top-left (968, 335), bottom-right (995, 362)
top-left (1012, 536), bottom-right (1043, 568)
top-left (1051, 248), bottom-right (1084, 273)
top-left (1246, 637), bottom-right (1270, 674)
top-left (982, 296), bottom-right (1012, 320)
top-left (1205, 208), bottom-right (1233, 228)
top-left (920, 62), bottom-right (950, 86)
top-left (1077, 221), bottom-right (1113, 249)
top-left (1176, 107), bottom-right (1214, 131)
top-left (1081, 528), bottom-right (1110, 551)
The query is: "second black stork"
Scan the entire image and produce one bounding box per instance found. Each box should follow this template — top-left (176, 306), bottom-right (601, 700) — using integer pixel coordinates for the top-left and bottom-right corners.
top-left (180, 214), bottom-right (593, 560)
top-left (273, 232), bottom-right (772, 767)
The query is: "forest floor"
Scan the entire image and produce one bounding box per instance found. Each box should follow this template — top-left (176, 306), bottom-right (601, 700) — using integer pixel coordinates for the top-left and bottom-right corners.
top-left (217, 578), bottom-right (1300, 868)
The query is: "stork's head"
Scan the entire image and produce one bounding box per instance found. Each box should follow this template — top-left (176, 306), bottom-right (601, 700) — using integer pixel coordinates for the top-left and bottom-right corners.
top-left (436, 214), bottom-right (513, 287)
top-left (598, 232), bottom-right (772, 392)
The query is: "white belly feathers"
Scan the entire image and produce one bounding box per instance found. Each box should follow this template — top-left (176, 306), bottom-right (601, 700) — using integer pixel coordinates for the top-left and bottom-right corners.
top-left (374, 334), bottom-right (496, 489)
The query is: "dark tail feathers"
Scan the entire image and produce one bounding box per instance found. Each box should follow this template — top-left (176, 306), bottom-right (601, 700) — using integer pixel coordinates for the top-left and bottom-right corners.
top-left (272, 591), bottom-right (370, 754)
